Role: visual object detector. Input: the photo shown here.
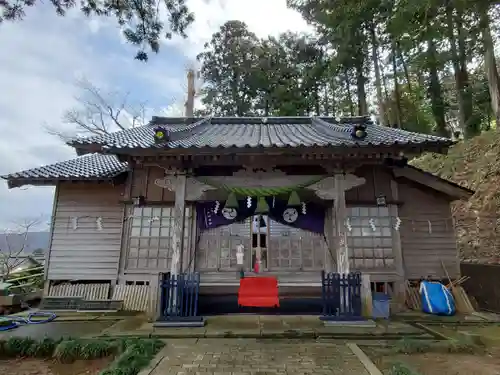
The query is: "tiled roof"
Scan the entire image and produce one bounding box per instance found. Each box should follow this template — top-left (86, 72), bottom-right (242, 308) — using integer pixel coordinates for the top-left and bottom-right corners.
top-left (1, 153), bottom-right (128, 187)
top-left (68, 116), bottom-right (453, 151)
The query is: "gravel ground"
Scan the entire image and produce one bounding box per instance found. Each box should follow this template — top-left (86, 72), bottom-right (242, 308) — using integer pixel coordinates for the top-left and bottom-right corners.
top-left (364, 346), bottom-right (500, 375)
top-left (0, 357), bottom-right (113, 375)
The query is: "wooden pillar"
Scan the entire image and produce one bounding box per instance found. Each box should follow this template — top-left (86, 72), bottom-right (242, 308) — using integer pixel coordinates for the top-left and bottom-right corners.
top-left (170, 174), bottom-right (187, 277)
top-left (181, 206), bottom-right (195, 273)
top-left (390, 179), bottom-right (405, 308)
top-left (324, 206), bottom-right (335, 273)
top-left (149, 272), bottom-right (162, 322)
top-left (361, 274), bottom-right (373, 317)
top-left (334, 174), bottom-right (350, 275)
top-left (44, 184), bottom-right (60, 285)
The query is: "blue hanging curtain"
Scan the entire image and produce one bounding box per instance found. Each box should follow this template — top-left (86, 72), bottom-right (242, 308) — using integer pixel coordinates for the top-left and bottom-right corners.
top-left (196, 198), bottom-right (325, 235)
top-left (196, 199), bottom-right (256, 230)
top-left (265, 197), bottom-right (325, 234)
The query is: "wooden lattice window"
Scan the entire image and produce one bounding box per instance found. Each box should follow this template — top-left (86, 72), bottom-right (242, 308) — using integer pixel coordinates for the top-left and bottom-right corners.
top-left (126, 206), bottom-right (192, 270)
top-left (347, 206), bottom-right (395, 269)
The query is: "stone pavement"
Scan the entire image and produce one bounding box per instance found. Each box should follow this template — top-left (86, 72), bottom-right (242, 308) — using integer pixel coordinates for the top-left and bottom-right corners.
top-left (147, 339), bottom-right (369, 375)
top-left (101, 315), bottom-right (428, 339)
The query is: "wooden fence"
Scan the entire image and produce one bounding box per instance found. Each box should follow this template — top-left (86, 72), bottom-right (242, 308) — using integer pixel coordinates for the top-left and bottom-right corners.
top-left (48, 283), bottom-right (110, 300)
top-left (112, 284), bottom-right (151, 313)
top-left (460, 263), bottom-right (500, 313)
top-left (48, 282), bottom-right (152, 313)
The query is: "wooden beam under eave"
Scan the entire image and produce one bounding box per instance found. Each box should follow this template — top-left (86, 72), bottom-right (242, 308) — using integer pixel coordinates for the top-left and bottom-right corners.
top-left (4, 177), bottom-right (125, 189)
top-left (140, 155), bottom-right (392, 169)
top-left (106, 142), bottom-right (448, 160)
top-left (392, 167), bottom-right (473, 200)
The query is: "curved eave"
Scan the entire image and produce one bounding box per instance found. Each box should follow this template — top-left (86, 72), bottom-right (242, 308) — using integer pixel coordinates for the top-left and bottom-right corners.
top-left (3, 172), bottom-right (129, 189)
top-left (72, 140), bottom-right (453, 157)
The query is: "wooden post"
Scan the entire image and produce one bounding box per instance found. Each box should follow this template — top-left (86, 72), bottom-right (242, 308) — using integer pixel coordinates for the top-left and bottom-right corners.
top-left (390, 180), bottom-right (405, 308)
top-left (44, 184), bottom-right (60, 284)
top-left (334, 174), bottom-right (349, 275)
top-left (361, 274), bottom-right (373, 317)
top-left (43, 280), bottom-right (51, 297)
top-left (149, 273), bottom-right (162, 322)
top-left (170, 174), bottom-right (187, 277)
top-left (324, 206), bottom-right (335, 273)
top-left (167, 174), bottom-right (187, 314)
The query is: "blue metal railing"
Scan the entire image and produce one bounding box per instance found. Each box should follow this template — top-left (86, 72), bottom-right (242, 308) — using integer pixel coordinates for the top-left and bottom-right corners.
top-left (320, 271), bottom-right (362, 321)
top-left (159, 272), bottom-right (202, 322)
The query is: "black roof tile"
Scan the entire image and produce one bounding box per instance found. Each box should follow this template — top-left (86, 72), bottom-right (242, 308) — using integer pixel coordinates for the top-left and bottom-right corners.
top-left (68, 116), bottom-right (453, 151)
top-left (1, 153), bottom-right (128, 186)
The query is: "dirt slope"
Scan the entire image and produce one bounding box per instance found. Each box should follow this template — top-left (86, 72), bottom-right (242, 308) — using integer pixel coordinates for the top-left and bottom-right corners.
top-left (411, 130), bottom-right (500, 262)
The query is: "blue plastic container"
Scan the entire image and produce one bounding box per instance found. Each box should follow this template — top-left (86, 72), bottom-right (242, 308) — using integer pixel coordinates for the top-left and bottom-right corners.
top-left (372, 292), bottom-right (391, 319)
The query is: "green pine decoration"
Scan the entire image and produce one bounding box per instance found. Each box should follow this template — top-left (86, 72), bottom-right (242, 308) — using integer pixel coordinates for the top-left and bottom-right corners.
top-left (224, 192), bottom-right (239, 209)
top-left (254, 197), bottom-right (269, 213)
top-left (287, 190), bottom-right (301, 206)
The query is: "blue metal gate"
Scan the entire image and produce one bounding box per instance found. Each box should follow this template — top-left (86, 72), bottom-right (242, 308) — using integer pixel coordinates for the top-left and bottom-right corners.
top-left (320, 271), bottom-right (363, 321)
top-left (158, 272), bottom-right (202, 322)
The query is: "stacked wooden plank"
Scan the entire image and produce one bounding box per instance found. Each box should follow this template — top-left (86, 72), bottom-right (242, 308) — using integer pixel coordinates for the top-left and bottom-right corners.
top-left (451, 285), bottom-right (475, 313)
top-left (404, 278), bottom-right (476, 314)
top-left (404, 281), bottom-right (421, 310)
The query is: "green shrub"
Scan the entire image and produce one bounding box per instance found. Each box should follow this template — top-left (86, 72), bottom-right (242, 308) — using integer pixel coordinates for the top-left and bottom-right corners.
top-left (99, 339), bottom-right (165, 375)
top-left (0, 335), bottom-right (163, 375)
top-left (53, 339), bottom-right (83, 363)
top-left (26, 337), bottom-right (60, 358)
top-left (388, 361), bottom-right (422, 375)
top-left (79, 339), bottom-right (118, 360)
top-left (0, 337), bottom-right (36, 357)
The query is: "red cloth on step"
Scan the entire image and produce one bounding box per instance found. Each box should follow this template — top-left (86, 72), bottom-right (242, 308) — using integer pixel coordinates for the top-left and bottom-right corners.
top-left (238, 277), bottom-right (279, 307)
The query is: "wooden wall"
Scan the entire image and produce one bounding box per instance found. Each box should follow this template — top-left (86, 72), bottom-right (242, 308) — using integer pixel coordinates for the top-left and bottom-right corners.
top-left (47, 182), bottom-right (125, 281)
top-left (130, 166), bottom-right (175, 201)
top-left (346, 166), bottom-right (459, 281)
top-left (398, 183), bottom-right (459, 279)
top-left (346, 166), bottom-right (395, 202)
top-left (46, 164), bottom-right (461, 286)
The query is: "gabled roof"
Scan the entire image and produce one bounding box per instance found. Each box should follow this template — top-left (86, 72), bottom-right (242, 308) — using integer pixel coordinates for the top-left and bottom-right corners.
top-left (68, 116), bottom-right (453, 154)
top-left (1, 153), bottom-right (128, 188)
top-left (2, 116), bottom-right (458, 190)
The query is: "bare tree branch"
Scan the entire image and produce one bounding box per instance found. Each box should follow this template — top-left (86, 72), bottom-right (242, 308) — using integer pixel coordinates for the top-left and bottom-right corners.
top-left (0, 217), bottom-right (44, 282)
top-left (45, 78), bottom-right (149, 139)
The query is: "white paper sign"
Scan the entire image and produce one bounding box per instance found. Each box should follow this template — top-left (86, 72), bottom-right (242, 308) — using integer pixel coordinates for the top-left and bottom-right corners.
top-left (236, 244), bottom-right (244, 265)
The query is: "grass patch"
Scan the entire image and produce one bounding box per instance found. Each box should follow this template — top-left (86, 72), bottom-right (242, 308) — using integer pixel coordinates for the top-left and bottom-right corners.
top-left (0, 336), bottom-right (164, 375)
top-left (101, 339), bottom-right (164, 375)
top-left (388, 361), bottom-right (423, 375)
top-left (392, 337), bottom-right (484, 355)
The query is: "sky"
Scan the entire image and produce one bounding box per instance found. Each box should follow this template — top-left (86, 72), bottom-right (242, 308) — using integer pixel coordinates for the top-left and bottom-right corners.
top-left (0, 0), bottom-right (312, 231)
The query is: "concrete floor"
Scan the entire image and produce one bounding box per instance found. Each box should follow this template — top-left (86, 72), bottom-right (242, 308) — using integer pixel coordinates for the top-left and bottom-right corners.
top-left (0, 320), bottom-right (117, 339)
top-left (99, 315), bottom-right (429, 340)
